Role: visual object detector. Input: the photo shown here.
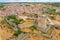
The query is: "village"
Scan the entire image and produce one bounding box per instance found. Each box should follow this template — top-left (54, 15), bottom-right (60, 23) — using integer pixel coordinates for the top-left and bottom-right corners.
top-left (0, 3), bottom-right (60, 40)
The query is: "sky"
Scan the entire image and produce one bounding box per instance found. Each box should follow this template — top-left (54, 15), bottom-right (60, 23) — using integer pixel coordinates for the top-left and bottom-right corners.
top-left (0, 0), bottom-right (60, 2)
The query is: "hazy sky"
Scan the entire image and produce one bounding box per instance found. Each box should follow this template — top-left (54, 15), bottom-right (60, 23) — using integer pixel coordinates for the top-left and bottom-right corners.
top-left (0, 0), bottom-right (60, 2)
